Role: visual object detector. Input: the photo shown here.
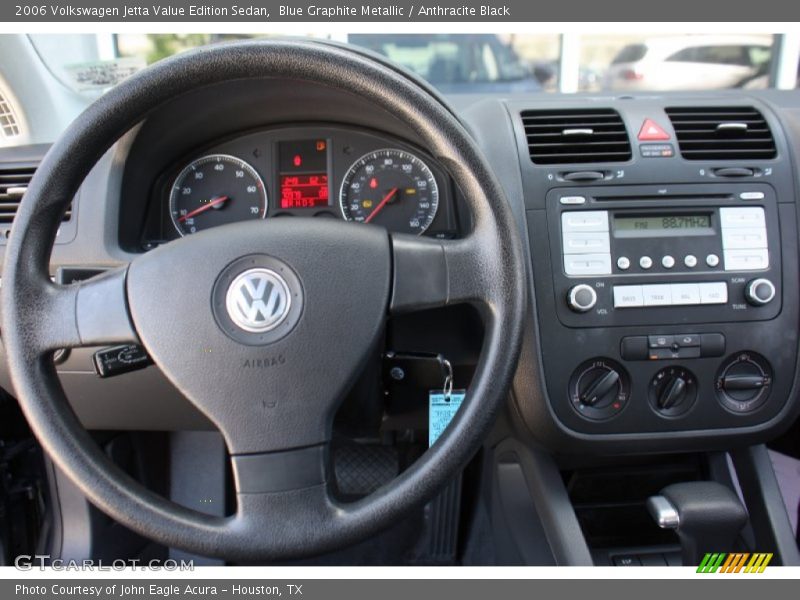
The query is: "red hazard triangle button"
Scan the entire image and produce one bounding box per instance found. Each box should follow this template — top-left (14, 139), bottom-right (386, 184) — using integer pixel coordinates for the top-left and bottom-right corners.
top-left (638, 119), bottom-right (671, 141)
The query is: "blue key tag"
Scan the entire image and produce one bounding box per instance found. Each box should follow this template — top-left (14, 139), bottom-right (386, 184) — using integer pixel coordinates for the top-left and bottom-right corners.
top-left (428, 390), bottom-right (466, 447)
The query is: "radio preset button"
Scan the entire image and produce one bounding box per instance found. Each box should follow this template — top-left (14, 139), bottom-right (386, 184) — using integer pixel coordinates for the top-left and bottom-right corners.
top-left (724, 248), bottom-right (769, 271)
top-left (661, 255), bottom-right (675, 269)
top-left (562, 232), bottom-right (611, 254)
top-left (564, 254), bottom-right (612, 276)
top-left (642, 284), bottom-right (672, 306)
top-left (699, 282), bottom-right (728, 304)
top-left (671, 283), bottom-right (701, 305)
top-left (706, 254), bottom-right (720, 267)
top-left (613, 285), bottom-right (644, 308)
top-left (639, 256), bottom-right (653, 269)
top-left (719, 206), bottom-right (766, 229)
top-left (617, 256), bottom-right (631, 270)
top-left (722, 229), bottom-right (768, 250)
top-left (684, 255), bottom-right (698, 268)
top-left (561, 210), bottom-right (609, 233)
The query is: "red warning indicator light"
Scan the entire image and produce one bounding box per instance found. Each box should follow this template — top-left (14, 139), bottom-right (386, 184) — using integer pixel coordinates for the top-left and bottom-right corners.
top-left (638, 119), bottom-right (671, 141)
top-left (293, 155), bottom-right (302, 167)
top-left (369, 177), bottom-right (378, 189)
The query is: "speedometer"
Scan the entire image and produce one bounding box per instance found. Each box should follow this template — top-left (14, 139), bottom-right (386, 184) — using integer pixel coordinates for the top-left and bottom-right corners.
top-left (339, 149), bottom-right (439, 235)
top-left (169, 154), bottom-right (267, 236)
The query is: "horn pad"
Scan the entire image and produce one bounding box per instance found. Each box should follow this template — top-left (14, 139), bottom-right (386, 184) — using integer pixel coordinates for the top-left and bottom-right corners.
top-left (212, 255), bottom-right (304, 345)
top-left (125, 218), bottom-right (392, 454)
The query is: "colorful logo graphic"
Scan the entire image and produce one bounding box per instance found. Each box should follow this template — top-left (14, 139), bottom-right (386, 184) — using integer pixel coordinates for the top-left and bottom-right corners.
top-left (697, 553), bottom-right (773, 573)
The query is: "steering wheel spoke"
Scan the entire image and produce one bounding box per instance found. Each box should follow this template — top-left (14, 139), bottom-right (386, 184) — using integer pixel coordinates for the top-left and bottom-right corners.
top-left (232, 444), bottom-right (331, 495)
top-left (390, 233), bottom-right (490, 314)
top-left (29, 267), bottom-right (139, 354)
top-left (227, 443), bottom-right (345, 548)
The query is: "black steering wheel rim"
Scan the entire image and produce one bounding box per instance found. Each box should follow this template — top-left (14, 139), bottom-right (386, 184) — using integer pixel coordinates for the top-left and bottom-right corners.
top-left (0, 40), bottom-right (526, 560)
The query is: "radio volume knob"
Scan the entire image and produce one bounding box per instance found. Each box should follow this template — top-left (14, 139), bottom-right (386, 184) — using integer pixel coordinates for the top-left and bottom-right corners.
top-left (745, 278), bottom-right (776, 306)
top-left (567, 284), bottom-right (597, 313)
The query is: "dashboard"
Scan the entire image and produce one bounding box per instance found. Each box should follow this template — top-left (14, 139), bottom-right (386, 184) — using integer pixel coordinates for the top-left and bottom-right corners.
top-left (2, 71), bottom-right (800, 457)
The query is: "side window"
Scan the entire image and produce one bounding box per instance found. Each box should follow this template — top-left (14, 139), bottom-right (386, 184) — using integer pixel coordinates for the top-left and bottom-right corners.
top-left (693, 46), bottom-right (750, 66)
top-left (666, 47), bottom-right (698, 62)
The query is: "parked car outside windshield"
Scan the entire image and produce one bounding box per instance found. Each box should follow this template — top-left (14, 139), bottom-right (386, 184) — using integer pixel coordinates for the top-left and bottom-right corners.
top-left (603, 35), bottom-right (773, 91)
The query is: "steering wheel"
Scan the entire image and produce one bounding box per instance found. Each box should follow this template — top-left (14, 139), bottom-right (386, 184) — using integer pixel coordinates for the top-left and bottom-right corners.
top-left (1, 40), bottom-right (526, 560)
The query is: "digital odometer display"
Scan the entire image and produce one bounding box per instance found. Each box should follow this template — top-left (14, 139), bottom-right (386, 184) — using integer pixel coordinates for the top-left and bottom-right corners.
top-left (280, 174), bottom-right (329, 208)
top-left (614, 214), bottom-right (712, 236)
top-left (278, 139), bottom-right (331, 209)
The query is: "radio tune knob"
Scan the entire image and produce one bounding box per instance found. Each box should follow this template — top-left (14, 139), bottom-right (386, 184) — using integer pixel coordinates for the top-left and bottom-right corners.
top-left (745, 278), bottom-right (776, 306)
top-left (567, 284), bottom-right (597, 313)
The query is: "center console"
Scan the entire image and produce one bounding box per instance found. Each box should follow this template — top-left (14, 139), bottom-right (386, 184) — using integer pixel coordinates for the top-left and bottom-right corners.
top-left (509, 98), bottom-right (800, 452)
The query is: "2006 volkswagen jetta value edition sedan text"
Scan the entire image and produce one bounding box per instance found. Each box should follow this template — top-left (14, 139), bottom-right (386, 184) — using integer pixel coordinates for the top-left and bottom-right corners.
top-left (0, 34), bottom-right (799, 567)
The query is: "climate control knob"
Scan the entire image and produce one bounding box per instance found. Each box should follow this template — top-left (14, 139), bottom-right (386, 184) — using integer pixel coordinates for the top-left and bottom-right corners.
top-left (745, 278), bottom-right (776, 306)
top-left (649, 366), bottom-right (697, 417)
top-left (715, 352), bottom-right (773, 413)
top-left (569, 358), bottom-right (630, 420)
top-left (567, 284), bottom-right (598, 313)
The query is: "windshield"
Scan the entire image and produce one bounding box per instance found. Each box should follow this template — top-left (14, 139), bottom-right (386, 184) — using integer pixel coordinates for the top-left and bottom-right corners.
top-left (347, 34), bottom-right (533, 88)
top-left (1, 32), bottom-right (797, 148)
top-left (25, 32), bottom-right (797, 96)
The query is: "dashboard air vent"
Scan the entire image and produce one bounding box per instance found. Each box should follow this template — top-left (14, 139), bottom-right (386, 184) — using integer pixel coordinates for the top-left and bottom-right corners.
top-left (0, 165), bottom-right (72, 230)
top-left (665, 106), bottom-right (776, 161)
top-left (521, 108), bottom-right (632, 164)
top-left (0, 91), bottom-right (20, 138)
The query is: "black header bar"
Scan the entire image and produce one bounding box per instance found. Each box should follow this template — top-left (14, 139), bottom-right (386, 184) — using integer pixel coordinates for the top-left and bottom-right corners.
top-left (4, 0), bottom-right (799, 22)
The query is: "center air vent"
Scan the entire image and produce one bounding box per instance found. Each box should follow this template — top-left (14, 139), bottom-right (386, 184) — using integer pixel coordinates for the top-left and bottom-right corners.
top-left (521, 108), bottom-right (632, 164)
top-left (665, 106), bottom-right (776, 161)
top-left (0, 165), bottom-right (71, 233)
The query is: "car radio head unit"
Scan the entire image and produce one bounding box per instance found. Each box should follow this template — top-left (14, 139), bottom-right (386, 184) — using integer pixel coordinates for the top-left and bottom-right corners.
top-left (547, 183), bottom-right (779, 329)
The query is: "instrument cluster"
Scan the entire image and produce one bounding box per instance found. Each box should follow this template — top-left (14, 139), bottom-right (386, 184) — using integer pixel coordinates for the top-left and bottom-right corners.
top-left (141, 125), bottom-right (461, 246)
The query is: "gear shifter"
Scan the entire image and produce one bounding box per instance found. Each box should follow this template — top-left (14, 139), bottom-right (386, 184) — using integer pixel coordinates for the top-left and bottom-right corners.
top-left (647, 482), bottom-right (748, 565)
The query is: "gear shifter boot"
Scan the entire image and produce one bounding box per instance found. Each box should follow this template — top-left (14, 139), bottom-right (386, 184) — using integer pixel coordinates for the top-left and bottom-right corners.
top-left (647, 481), bottom-right (748, 566)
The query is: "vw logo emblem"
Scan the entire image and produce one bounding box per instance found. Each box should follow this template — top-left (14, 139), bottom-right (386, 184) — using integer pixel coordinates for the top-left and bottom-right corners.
top-left (225, 268), bottom-right (291, 333)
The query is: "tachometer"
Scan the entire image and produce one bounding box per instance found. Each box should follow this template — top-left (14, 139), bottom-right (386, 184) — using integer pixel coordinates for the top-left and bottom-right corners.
top-left (169, 154), bottom-right (267, 236)
top-left (339, 149), bottom-right (439, 235)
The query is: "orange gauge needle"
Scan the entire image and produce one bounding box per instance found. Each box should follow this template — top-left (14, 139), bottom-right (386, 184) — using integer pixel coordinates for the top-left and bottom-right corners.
top-left (177, 195), bottom-right (229, 223)
top-left (364, 188), bottom-right (398, 223)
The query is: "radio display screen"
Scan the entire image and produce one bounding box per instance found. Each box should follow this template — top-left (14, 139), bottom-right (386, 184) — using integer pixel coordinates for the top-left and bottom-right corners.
top-left (614, 213), bottom-right (713, 236)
